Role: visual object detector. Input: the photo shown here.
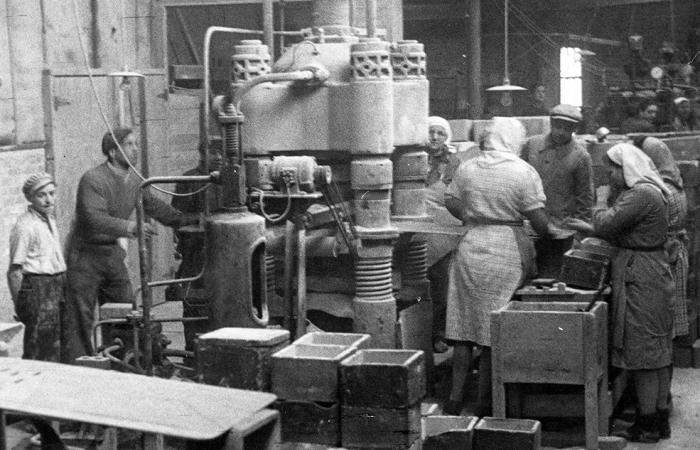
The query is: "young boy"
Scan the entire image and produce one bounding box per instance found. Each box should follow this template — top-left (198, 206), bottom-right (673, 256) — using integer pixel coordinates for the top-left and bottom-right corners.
top-left (8, 172), bottom-right (66, 361)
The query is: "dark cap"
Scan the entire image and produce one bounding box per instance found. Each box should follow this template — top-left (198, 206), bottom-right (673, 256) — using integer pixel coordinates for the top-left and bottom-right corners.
top-left (550, 104), bottom-right (582, 123)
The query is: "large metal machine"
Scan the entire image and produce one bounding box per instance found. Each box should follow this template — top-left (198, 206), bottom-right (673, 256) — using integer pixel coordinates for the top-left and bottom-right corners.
top-left (96, 0), bottom-right (431, 376)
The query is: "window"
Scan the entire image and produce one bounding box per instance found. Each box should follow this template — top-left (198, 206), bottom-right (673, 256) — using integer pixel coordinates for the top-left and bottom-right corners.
top-left (560, 47), bottom-right (582, 107)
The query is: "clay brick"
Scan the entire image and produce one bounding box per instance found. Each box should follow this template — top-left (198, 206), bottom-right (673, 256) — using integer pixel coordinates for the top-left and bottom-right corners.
top-left (473, 417), bottom-right (541, 450)
top-left (292, 332), bottom-right (371, 349)
top-left (271, 344), bottom-right (356, 402)
top-left (340, 349), bottom-right (426, 408)
top-left (196, 327), bottom-right (290, 391)
top-left (341, 404), bottom-right (421, 449)
top-left (423, 415), bottom-right (478, 450)
top-left (273, 400), bottom-right (340, 446)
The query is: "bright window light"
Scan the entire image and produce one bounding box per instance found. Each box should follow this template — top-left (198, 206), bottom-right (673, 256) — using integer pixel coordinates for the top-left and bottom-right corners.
top-left (560, 47), bottom-right (582, 107)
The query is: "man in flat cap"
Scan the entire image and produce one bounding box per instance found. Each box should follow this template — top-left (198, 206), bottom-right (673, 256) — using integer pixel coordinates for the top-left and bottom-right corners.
top-left (7, 172), bottom-right (66, 362)
top-left (521, 104), bottom-right (594, 277)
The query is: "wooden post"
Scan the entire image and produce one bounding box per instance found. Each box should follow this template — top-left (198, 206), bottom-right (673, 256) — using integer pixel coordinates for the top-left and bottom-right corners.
top-left (467, 0), bottom-right (483, 119)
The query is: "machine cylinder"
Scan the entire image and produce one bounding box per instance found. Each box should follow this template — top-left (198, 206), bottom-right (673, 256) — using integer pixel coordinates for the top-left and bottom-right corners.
top-left (392, 148), bottom-right (428, 218)
top-left (353, 253), bottom-right (396, 348)
top-left (205, 210), bottom-right (269, 329)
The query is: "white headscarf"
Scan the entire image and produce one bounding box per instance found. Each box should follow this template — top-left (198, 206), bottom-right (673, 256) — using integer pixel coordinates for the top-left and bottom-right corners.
top-left (481, 117), bottom-right (526, 155)
top-left (428, 116), bottom-right (452, 144)
top-left (606, 143), bottom-right (670, 195)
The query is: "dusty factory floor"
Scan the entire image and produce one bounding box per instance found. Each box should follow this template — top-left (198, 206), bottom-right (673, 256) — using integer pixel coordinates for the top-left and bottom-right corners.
top-left (3, 302), bottom-right (700, 449)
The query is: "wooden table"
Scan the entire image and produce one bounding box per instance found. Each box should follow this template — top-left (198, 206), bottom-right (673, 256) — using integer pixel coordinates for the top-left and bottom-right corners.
top-left (0, 358), bottom-right (278, 449)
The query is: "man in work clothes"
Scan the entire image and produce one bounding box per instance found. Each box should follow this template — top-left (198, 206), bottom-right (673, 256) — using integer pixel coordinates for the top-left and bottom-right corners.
top-left (62, 127), bottom-right (197, 364)
top-left (8, 172), bottom-right (66, 362)
top-left (521, 104), bottom-right (594, 278)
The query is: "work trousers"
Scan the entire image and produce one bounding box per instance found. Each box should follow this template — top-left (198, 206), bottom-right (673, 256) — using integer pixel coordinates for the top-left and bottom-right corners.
top-left (428, 252), bottom-right (450, 342)
top-left (62, 243), bottom-right (134, 364)
top-left (15, 273), bottom-right (66, 361)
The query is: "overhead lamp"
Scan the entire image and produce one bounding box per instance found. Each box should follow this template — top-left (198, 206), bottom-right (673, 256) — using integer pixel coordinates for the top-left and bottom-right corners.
top-left (486, 0), bottom-right (526, 107)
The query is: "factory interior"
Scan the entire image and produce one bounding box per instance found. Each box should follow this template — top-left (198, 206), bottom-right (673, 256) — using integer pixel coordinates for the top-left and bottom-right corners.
top-left (1, 0), bottom-right (700, 449)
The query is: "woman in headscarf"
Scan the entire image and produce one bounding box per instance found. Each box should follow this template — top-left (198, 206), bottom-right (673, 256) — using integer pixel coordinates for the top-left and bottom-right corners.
top-left (635, 135), bottom-right (687, 439)
top-left (424, 116), bottom-right (479, 353)
top-left (441, 117), bottom-right (561, 416)
top-left (565, 143), bottom-right (673, 443)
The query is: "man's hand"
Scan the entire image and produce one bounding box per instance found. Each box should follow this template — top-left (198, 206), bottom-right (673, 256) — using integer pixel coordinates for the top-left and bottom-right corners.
top-left (127, 222), bottom-right (157, 239)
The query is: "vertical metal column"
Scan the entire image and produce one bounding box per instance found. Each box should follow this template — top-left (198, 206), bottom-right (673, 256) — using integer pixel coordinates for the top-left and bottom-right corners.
top-left (467, 0), bottom-right (483, 118)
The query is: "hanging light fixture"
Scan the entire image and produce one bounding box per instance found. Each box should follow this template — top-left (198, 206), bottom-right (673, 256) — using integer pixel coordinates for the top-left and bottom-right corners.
top-left (486, 0), bottom-right (526, 106)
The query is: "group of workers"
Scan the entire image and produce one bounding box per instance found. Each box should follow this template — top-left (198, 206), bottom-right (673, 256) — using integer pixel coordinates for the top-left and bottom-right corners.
top-left (8, 127), bottom-right (203, 368)
top-left (6, 99), bottom-right (693, 445)
top-left (425, 106), bottom-right (689, 443)
top-left (620, 96), bottom-right (700, 134)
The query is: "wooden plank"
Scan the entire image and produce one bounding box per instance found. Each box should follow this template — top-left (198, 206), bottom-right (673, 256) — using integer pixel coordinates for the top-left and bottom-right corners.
top-left (0, 0), bottom-right (15, 145)
top-left (94, 0), bottom-right (124, 70)
top-left (7, 0), bottom-right (45, 144)
top-left (42, 0), bottom-right (92, 69)
top-left (0, 358), bottom-right (276, 440)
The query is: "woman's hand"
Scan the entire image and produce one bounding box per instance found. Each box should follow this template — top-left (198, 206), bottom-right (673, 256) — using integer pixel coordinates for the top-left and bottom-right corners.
top-left (547, 223), bottom-right (576, 240)
top-left (562, 217), bottom-right (594, 233)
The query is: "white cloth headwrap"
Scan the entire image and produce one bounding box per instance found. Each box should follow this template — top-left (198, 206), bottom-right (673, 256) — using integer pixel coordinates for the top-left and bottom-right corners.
top-left (428, 116), bottom-right (452, 144)
top-left (482, 117), bottom-right (526, 155)
top-left (607, 143), bottom-right (670, 195)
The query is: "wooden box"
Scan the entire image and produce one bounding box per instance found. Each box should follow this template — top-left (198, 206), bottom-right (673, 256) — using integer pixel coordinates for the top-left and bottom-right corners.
top-left (196, 327), bottom-right (290, 391)
top-left (423, 415), bottom-right (478, 450)
top-left (292, 332), bottom-right (371, 349)
top-left (474, 417), bottom-right (541, 450)
top-left (491, 302), bottom-right (607, 385)
top-left (559, 249), bottom-right (610, 290)
top-left (340, 349), bottom-right (426, 408)
top-left (271, 344), bottom-right (356, 402)
top-left (273, 399), bottom-right (340, 446)
top-left (341, 404), bottom-right (421, 449)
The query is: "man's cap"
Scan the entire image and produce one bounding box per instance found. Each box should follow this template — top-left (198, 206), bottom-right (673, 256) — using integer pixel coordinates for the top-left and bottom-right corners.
top-left (549, 104), bottom-right (582, 123)
top-left (22, 172), bottom-right (54, 200)
top-left (674, 97), bottom-right (689, 106)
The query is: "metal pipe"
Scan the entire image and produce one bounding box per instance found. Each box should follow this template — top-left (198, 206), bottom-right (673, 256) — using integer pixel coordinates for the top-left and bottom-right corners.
top-left (147, 269), bottom-right (203, 288)
top-left (234, 69), bottom-right (323, 109)
top-left (136, 173), bottom-right (216, 376)
top-left (468, 0), bottom-right (483, 118)
top-left (295, 226), bottom-right (307, 338)
top-left (282, 220), bottom-right (295, 331)
top-left (263, 0), bottom-right (274, 58)
top-left (365, 0), bottom-right (377, 38)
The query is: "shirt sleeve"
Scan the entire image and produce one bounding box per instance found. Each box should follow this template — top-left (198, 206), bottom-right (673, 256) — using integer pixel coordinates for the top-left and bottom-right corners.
top-left (144, 188), bottom-right (186, 228)
top-left (9, 219), bottom-right (30, 267)
top-left (592, 186), bottom-right (650, 239)
top-left (573, 151), bottom-right (594, 220)
top-left (518, 166), bottom-right (547, 212)
top-left (77, 174), bottom-right (131, 237)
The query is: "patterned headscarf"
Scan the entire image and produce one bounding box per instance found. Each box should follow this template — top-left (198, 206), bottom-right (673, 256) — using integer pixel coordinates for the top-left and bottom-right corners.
top-left (607, 143), bottom-right (670, 195)
top-left (481, 117), bottom-right (526, 155)
top-left (639, 137), bottom-right (683, 189)
top-left (428, 116), bottom-right (452, 144)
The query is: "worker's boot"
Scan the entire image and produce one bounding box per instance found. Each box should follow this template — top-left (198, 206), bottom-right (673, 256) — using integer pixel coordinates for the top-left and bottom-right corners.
top-left (656, 408), bottom-right (671, 439)
top-left (619, 414), bottom-right (659, 443)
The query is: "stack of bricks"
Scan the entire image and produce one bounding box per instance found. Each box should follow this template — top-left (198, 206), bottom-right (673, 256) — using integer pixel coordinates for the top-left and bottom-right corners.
top-left (270, 332), bottom-right (370, 447)
top-left (676, 156), bottom-right (700, 368)
top-left (340, 349), bottom-right (426, 449)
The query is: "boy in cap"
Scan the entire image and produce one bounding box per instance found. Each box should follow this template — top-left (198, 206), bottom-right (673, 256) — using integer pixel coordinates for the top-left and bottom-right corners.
top-left (521, 104), bottom-right (594, 278)
top-left (7, 172), bottom-right (66, 361)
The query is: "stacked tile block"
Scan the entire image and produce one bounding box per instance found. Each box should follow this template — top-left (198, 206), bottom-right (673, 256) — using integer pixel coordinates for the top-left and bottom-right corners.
top-left (473, 417), bottom-right (542, 450)
top-left (271, 332), bottom-right (370, 446)
top-left (340, 349), bottom-right (426, 449)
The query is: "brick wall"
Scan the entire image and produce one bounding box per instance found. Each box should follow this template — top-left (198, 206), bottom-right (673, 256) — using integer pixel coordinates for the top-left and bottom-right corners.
top-left (0, 146), bottom-right (46, 323)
